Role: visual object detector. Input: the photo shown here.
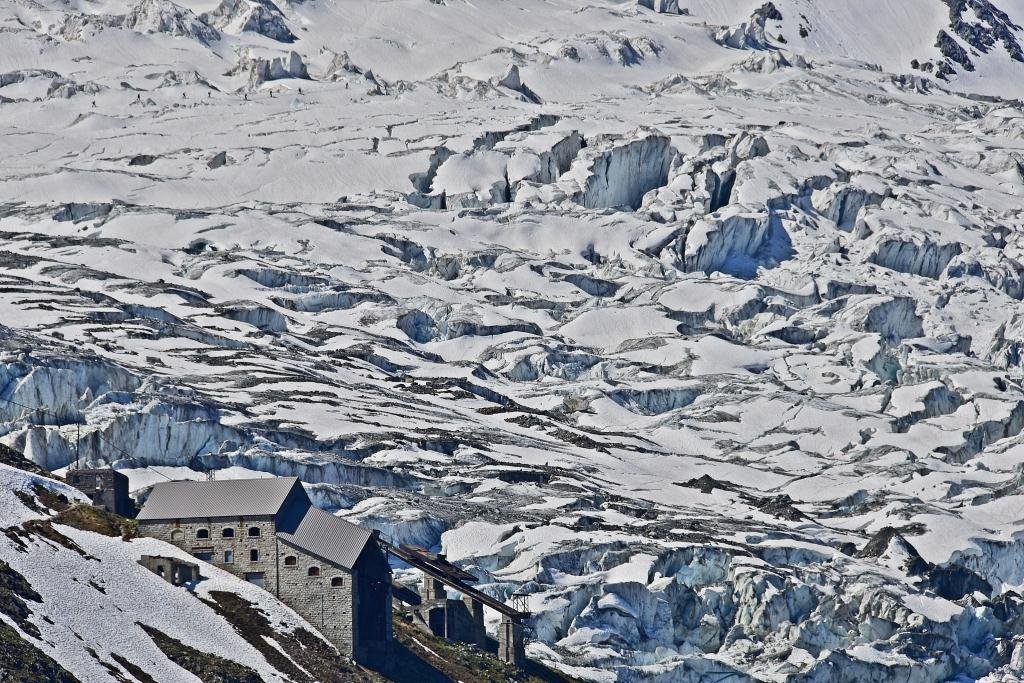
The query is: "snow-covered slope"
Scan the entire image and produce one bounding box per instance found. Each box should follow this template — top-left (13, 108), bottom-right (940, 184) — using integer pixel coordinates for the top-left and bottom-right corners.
top-left (690, 0), bottom-right (1024, 94)
top-left (4, 0), bottom-right (1024, 680)
top-left (0, 462), bottom-right (360, 682)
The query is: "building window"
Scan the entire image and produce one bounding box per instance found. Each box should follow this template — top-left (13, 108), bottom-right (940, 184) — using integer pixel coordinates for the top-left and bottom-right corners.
top-left (171, 529), bottom-right (184, 541)
top-left (194, 551), bottom-right (213, 562)
top-left (248, 527), bottom-right (261, 537)
top-left (308, 566), bottom-right (320, 577)
top-left (196, 529), bottom-right (209, 539)
top-left (224, 550), bottom-right (234, 564)
top-left (221, 528), bottom-right (235, 538)
top-left (245, 572), bottom-right (264, 588)
top-left (250, 549), bottom-right (259, 562)
top-left (284, 555), bottom-right (297, 567)
top-left (331, 576), bottom-right (344, 588)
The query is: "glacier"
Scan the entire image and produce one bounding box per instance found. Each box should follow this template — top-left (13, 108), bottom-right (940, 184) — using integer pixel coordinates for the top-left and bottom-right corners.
top-left (3, 0), bottom-right (1024, 680)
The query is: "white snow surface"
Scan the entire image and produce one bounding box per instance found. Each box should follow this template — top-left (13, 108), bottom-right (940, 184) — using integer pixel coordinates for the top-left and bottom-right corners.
top-left (3, 0), bottom-right (1024, 679)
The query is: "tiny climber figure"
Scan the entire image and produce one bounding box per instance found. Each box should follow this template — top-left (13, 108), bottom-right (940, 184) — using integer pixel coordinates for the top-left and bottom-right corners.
top-left (91, 100), bottom-right (96, 107)
top-left (298, 87), bottom-right (303, 95)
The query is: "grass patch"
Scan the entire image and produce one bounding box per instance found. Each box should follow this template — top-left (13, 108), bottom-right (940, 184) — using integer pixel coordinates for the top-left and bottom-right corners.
top-left (34, 485), bottom-right (72, 513)
top-left (53, 503), bottom-right (137, 541)
top-left (0, 621), bottom-right (79, 683)
top-left (139, 622), bottom-right (263, 683)
top-left (20, 519), bottom-right (90, 557)
top-left (389, 614), bottom-right (576, 683)
top-left (0, 561), bottom-right (42, 640)
top-left (14, 485), bottom-right (71, 517)
top-left (110, 653), bottom-right (157, 683)
top-left (202, 590), bottom-right (380, 683)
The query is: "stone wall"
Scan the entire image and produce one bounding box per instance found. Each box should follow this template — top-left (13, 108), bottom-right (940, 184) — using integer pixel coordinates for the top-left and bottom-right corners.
top-left (138, 555), bottom-right (199, 586)
top-left (66, 468), bottom-right (132, 517)
top-left (277, 539), bottom-right (356, 657)
top-left (139, 516), bottom-right (279, 591)
top-left (140, 517), bottom-right (367, 660)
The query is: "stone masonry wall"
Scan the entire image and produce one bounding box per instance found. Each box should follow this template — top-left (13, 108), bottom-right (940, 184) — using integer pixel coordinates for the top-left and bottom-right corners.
top-left (277, 540), bottom-right (356, 657)
top-left (141, 518), bottom-right (358, 658)
top-left (139, 517), bottom-right (279, 591)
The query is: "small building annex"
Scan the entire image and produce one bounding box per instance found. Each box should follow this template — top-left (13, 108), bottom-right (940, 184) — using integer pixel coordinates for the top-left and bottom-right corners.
top-left (136, 476), bottom-right (391, 664)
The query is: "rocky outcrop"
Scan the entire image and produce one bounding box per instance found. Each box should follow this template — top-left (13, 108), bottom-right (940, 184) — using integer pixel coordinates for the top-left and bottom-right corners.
top-left (714, 2), bottom-right (783, 51)
top-left (935, 0), bottom-right (1024, 79)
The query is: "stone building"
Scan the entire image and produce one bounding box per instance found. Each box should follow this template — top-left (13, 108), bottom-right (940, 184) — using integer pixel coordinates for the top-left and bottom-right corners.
top-left (66, 467), bottom-right (132, 517)
top-left (139, 555), bottom-right (200, 587)
top-left (136, 477), bottom-right (391, 664)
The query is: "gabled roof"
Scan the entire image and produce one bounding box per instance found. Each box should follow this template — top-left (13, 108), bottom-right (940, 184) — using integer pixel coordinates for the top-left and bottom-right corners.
top-left (276, 505), bottom-right (374, 571)
top-left (136, 477), bottom-right (303, 521)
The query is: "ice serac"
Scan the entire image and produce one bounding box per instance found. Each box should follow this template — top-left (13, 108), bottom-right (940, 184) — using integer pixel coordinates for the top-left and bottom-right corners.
top-left (637, 0), bottom-right (681, 15)
top-left (866, 232), bottom-right (962, 279)
top-left (219, 302), bottom-right (288, 332)
top-left (121, 0), bottom-right (221, 44)
top-left (6, 0), bottom-right (1024, 680)
top-left (812, 182), bottom-right (886, 231)
top-left (396, 305), bottom-right (540, 343)
top-left (838, 295), bottom-right (924, 341)
top-left (944, 252), bottom-right (1024, 300)
top-left (492, 64), bottom-right (541, 104)
top-left (204, 0), bottom-right (295, 43)
top-left (561, 130), bottom-right (675, 209)
top-left (231, 49), bottom-right (308, 88)
top-left (676, 206), bottom-right (771, 275)
top-left (498, 130), bottom-right (584, 198)
top-left (430, 150), bottom-right (510, 209)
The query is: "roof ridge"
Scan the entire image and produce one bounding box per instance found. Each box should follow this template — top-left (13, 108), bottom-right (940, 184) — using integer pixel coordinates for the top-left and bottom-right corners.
top-left (136, 476), bottom-right (304, 521)
top-left (275, 504), bottom-right (374, 571)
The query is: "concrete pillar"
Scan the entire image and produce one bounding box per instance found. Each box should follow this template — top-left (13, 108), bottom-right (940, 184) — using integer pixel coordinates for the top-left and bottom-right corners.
top-left (425, 604), bottom-right (446, 637)
top-left (464, 597), bottom-right (486, 648)
top-left (498, 615), bottom-right (525, 668)
top-left (421, 575), bottom-right (446, 602)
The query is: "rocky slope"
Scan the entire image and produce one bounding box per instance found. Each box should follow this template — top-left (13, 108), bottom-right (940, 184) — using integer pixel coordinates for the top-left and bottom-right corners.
top-left (3, 0), bottom-right (1024, 680)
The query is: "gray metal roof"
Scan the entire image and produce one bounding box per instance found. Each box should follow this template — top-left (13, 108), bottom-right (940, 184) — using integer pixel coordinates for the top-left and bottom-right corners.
top-left (136, 477), bottom-right (302, 521)
top-left (276, 505), bottom-right (374, 571)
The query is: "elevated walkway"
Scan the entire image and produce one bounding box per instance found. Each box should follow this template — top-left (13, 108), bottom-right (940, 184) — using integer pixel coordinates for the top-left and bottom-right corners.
top-left (384, 542), bottom-right (528, 667)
